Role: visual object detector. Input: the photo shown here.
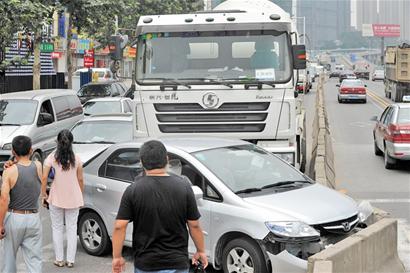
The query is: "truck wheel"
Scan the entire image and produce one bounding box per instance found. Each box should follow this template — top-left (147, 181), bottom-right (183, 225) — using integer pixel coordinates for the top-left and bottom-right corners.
top-left (79, 212), bottom-right (112, 256)
top-left (222, 238), bottom-right (268, 273)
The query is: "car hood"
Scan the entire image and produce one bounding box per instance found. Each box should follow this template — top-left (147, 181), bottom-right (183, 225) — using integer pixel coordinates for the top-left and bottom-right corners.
top-left (0, 126), bottom-right (26, 146)
top-left (73, 144), bottom-right (112, 164)
top-left (244, 183), bottom-right (358, 225)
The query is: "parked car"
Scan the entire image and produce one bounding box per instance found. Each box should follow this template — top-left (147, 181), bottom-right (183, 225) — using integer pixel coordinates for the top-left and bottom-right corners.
top-left (77, 81), bottom-right (128, 104)
top-left (76, 137), bottom-right (369, 272)
top-left (0, 89), bottom-right (83, 172)
top-left (82, 98), bottom-right (134, 116)
top-left (70, 114), bottom-right (134, 162)
top-left (373, 103), bottom-right (410, 169)
top-left (339, 70), bottom-right (357, 83)
top-left (372, 69), bottom-right (385, 81)
top-left (337, 79), bottom-right (367, 103)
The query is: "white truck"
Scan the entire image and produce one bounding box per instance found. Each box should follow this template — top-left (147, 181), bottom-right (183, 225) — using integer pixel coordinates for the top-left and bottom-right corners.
top-left (131, 0), bottom-right (307, 170)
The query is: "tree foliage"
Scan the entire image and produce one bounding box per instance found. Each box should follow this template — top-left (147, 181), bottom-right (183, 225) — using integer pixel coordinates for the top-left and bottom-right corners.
top-left (0, 0), bottom-right (54, 71)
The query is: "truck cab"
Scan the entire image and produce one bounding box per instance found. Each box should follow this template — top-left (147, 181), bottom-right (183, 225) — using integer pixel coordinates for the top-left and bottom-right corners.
top-left (132, 0), bottom-right (307, 169)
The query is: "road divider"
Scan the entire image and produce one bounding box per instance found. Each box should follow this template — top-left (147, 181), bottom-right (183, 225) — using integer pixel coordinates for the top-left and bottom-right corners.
top-left (309, 74), bottom-right (336, 188)
top-left (308, 218), bottom-right (405, 273)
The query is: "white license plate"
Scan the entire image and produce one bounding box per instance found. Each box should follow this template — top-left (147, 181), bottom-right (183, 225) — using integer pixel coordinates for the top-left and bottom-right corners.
top-left (349, 95), bottom-right (358, 99)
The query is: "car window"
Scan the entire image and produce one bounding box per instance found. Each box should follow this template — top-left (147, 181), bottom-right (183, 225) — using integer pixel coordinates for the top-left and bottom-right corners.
top-left (398, 108), bottom-right (410, 124)
top-left (0, 99), bottom-right (38, 125)
top-left (383, 107), bottom-right (394, 125)
top-left (37, 99), bottom-right (55, 125)
top-left (77, 85), bottom-right (111, 97)
top-left (100, 148), bottom-right (143, 182)
top-left (341, 80), bottom-right (364, 87)
top-left (111, 84), bottom-right (120, 96)
top-left (83, 101), bottom-right (122, 115)
top-left (169, 154), bottom-right (222, 201)
top-left (52, 96), bottom-right (71, 121)
top-left (68, 95), bottom-right (83, 116)
top-left (117, 83), bottom-right (127, 94)
top-left (71, 120), bottom-right (133, 143)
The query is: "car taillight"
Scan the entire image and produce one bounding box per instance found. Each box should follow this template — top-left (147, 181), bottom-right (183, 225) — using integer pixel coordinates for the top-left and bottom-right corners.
top-left (358, 88), bottom-right (366, 94)
top-left (340, 87), bottom-right (349, 93)
top-left (387, 124), bottom-right (410, 143)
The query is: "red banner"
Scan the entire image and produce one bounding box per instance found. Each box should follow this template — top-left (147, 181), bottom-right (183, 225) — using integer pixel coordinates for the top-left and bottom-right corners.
top-left (84, 49), bottom-right (95, 68)
top-left (372, 24), bottom-right (400, 37)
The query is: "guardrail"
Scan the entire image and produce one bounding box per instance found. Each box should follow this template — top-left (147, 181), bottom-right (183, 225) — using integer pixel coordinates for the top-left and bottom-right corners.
top-left (309, 74), bottom-right (336, 189)
top-left (308, 218), bottom-right (405, 273)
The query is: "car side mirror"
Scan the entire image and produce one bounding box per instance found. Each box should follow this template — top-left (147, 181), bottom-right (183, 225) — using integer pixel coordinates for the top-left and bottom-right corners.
top-left (192, 186), bottom-right (203, 201)
top-left (336, 84), bottom-right (340, 87)
top-left (38, 112), bottom-right (53, 126)
top-left (370, 115), bottom-right (378, 121)
top-left (292, 45), bottom-right (306, 70)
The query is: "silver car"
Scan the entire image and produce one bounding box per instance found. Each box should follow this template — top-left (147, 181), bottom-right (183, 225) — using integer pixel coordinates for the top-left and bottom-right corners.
top-left (373, 103), bottom-right (410, 169)
top-left (82, 97), bottom-right (134, 116)
top-left (77, 137), bottom-right (364, 272)
top-left (0, 89), bottom-right (83, 171)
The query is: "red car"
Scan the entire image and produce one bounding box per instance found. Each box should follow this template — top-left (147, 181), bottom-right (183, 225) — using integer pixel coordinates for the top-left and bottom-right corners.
top-left (337, 79), bottom-right (367, 103)
top-left (373, 103), bottom-right (410, 169)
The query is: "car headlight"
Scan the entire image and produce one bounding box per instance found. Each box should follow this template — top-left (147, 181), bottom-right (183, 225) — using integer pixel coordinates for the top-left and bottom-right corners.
top-left (276, 153), bottom-right (295, 165)
top-left (2, 143), bottom-right (12, 150)
top-left (265, 221), bottom-right (320, 242)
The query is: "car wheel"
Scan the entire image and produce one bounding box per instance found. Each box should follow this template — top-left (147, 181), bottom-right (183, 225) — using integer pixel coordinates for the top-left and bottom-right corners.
top-left (384, 148), bottom-right (396, 169)
top-left (31, 151), bottom-right (42, 163)
top-left (79, 212), bottom-right (112, 256)
top-left (338, 96), bottom-right (342, 103)
top-left (222, 238), bottom-right (268, 273)
top-left (362, 99), bottom-right (367, 103)
top-left (374, 140), bottom-right (382, 156)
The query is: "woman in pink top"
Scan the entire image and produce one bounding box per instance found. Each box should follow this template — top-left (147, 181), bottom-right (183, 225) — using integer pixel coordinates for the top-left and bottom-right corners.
top-left (41, 129), bottom-right (84, 268)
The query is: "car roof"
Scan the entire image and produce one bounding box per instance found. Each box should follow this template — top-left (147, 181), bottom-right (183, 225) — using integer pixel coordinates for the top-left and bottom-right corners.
top-left (1, 89), bottom-right (77, 100)
top-left (112, 137), bottom-right (250, 154)
top-left (82, 113), bottom-right (133, 122)
top-left (396, 103), bottom-right (410, 108)
top-left (84, 97), bottom-right (128, 103)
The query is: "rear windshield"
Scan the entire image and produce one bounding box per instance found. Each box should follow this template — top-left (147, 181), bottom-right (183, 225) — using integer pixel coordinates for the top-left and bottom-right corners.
top-left (83, 101), bottom-right (122, 116)
top-left (77, 85), bottom-right (111, 97)
top-left (342, 80), bottom-right (364, 87)
top-left (398, 108), bottom-right (410, 124)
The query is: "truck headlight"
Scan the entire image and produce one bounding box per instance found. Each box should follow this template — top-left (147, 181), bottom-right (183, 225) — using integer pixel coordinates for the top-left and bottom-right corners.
top-left (265, 221), bottom-right (320, 242)
top-left (2, 143), bottom-right (12, 150)
top-left (276, 153), bottom-right (294, 165)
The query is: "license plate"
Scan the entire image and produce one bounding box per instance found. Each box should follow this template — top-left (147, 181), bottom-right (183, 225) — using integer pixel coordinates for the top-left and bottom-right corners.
top-left (349, 95), bottom-right (358, 99)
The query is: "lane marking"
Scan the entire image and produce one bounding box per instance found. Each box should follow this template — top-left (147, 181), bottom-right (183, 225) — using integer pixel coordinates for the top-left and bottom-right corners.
top-left (367, 89), bottom-right (390, 108)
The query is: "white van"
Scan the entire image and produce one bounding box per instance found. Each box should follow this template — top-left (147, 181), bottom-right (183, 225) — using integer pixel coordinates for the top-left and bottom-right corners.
top-left (0, 89), bottom-right (84, 172)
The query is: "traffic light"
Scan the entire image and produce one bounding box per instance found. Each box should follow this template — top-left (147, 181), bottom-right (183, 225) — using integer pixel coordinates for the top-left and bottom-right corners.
top-left (109, 35), bottom-right (127, 61)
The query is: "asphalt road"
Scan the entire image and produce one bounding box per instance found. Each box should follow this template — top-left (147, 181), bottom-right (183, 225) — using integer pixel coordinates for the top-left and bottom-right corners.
top-left (304, 77), bottom-right (410, 271)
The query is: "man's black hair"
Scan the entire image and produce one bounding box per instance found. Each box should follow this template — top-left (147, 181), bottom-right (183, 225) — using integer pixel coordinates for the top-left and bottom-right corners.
top-left (12, 135), bottom-right (32, 156)
top-left (140, 140), bottom-right (167, 170)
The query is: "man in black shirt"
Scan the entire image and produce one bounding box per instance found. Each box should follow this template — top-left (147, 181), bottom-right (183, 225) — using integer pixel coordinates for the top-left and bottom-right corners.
top-left (112, 140), bottom-right (208, 273)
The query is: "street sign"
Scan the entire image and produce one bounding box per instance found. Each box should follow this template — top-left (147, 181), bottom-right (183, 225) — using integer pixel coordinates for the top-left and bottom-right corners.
top-left (51, 52), bottom-right (62, 59)
top-left (362, 24), bottom-right (401, 37)
top-left (40, 42), bottom-right (54, 53)
top-left (373, 24), bottom-right (400, 37)
top-left (84, 49), bottom-right (94, 68)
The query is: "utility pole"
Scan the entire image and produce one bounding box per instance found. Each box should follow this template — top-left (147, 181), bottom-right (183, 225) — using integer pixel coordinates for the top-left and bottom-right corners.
top-left (380, 37), bottom-right (384, 65)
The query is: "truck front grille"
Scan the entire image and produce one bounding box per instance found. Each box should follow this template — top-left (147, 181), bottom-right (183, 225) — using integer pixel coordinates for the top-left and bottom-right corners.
top-left (154, 102), bottom-right (269, 133)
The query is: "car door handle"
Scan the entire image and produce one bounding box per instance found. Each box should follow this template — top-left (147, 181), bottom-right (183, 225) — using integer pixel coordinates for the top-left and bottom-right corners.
top-left (96, 184), bottom-right (107, 192)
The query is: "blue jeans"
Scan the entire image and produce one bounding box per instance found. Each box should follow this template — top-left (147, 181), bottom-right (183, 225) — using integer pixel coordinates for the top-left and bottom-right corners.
top-left (134, 268), bottom-right (189, 273)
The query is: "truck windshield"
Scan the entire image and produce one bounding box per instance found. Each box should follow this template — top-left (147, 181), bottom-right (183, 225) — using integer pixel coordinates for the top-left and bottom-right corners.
top-left (136, 30), bottom-right (291, 85)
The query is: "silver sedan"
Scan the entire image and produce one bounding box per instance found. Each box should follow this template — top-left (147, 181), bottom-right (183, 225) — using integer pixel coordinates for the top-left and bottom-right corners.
top-left (77, 137), bottom-right (363, 273)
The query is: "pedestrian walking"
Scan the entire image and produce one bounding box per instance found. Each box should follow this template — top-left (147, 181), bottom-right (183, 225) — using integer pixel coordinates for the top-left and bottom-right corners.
top-left (41, 129), bottom-right (84, 268)
top-left (111, 140), bottom-right (208, 273)
top-left (0, 135), bottom-right (43, 273)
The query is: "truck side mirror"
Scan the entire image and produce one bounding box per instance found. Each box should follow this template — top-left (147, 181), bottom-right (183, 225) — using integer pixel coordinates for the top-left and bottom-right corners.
top-left (292, 45), bottom-right (306, 70)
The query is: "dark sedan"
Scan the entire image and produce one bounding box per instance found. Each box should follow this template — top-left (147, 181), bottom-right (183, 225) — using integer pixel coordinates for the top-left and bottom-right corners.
top-left (77, 81), bottom-right (128, 104)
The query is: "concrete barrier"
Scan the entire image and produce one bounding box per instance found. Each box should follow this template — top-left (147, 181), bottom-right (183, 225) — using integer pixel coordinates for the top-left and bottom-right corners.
top-left (307, 218), bottom-right (405, 273)
top-left (309, 73), bottom-right (336, 188)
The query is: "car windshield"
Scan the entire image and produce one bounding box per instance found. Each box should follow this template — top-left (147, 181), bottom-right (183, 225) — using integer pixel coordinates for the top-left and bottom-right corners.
top-left (77, 85), bottom-right (112, 97)
top-left (0, 99), bottom-right (38, 125)
top-left (342, 80), bottom-right (364, 87)
top-left (71, 120), bottom-right (132, 143)
top-left (193, 144), bottom-right (308, 193)
top-left (398, 108), bottom-right (410, 123)
top-left (83, 101), bottom-right (122, 116)
top-left (137, 30), bottom-right (292, 85)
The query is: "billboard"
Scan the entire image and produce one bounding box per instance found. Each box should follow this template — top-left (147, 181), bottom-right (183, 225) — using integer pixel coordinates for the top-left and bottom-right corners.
top-left (362, 24), bottom-right (401, 37)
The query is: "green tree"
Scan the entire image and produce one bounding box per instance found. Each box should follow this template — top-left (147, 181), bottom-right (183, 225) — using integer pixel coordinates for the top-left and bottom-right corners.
top-left (0, 0), bottom-right (53, 89)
